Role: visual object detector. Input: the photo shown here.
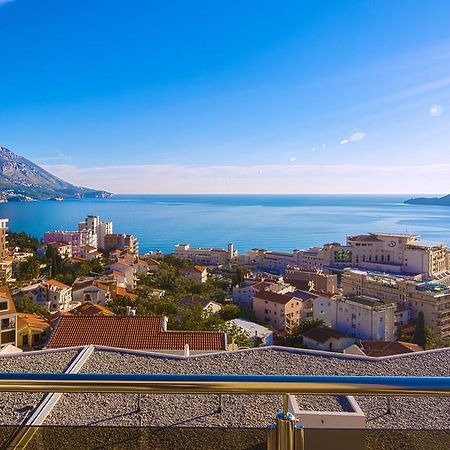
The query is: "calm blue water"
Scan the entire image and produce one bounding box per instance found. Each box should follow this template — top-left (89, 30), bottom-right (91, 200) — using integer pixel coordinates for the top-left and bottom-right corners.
top-left (1, 194), bottom-right (450, 253)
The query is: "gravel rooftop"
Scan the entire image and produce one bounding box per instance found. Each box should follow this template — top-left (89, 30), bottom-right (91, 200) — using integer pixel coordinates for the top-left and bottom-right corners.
top-left (0, 346), bottom-right (449, 431)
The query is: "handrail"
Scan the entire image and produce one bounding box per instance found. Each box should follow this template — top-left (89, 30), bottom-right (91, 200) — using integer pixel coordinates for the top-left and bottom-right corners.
top-left (1, 373), bottom-right (449, 396)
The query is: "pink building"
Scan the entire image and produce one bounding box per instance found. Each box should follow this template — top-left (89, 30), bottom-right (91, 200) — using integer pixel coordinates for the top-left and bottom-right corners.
top-left (44, 231), bottom-right (82, 255)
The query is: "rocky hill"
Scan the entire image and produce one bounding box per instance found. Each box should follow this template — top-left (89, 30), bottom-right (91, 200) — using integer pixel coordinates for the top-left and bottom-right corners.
top-left (0, 146), bottom-right (111, 201)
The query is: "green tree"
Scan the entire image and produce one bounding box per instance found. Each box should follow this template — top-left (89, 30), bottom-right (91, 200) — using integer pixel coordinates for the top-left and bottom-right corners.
top-left (107, 296), bottom-right (136, 316)
top-left (414, 311), bottom-right (426, 349)
top-left (219, 303), bottom-right (240, 321)
top-left (18, 256), bottom-right (41, 281)
top-left (8, 231), bottom-right (40, 252)
top-left (14, 296), bottom-right (49, 318)
top-left (219, 322), bottom-right (250, 348)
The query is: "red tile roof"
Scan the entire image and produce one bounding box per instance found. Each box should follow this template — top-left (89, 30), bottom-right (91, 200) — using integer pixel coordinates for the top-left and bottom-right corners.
top-left (254, 290), bottom-right (297, 305)
top-left (47, 316), bottom-right (226, 351)
top-left (302, 327), bottom-right (348, 343)
top-left (44, 279), bottom-right (71, 290)
top-left (360, 340), bottom-right (423, 357)
top-left (181, 265), bottom-right (207, 274)
top-left (69, 302), bottom-right (115, 317)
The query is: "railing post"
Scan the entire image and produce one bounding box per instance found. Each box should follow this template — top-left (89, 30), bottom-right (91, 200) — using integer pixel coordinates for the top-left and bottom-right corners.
top-left (294, 423), bottom-right (305, 450)
top-left (267, 423), bottom-right (277, 450)
top-left (275, 411), bottom-right (296, 450)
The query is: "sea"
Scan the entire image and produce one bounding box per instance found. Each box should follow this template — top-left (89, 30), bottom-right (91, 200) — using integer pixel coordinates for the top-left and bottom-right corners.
top-left (1, 194), bottom-right (450, 254)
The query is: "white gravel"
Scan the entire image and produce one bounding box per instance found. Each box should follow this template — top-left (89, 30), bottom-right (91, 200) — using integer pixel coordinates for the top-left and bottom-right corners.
top-left (41, 347), bottom-right (450, 429)
top-left (0, 350), bottom-right (79, 426)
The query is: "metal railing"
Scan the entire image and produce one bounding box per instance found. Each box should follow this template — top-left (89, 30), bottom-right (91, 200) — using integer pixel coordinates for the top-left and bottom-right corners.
top-left (1, 373), bottom-right (449, 450)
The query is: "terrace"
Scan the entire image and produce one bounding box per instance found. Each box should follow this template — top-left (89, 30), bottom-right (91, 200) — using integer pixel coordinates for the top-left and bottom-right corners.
top-left (0, 346), bottom-right (449, 449)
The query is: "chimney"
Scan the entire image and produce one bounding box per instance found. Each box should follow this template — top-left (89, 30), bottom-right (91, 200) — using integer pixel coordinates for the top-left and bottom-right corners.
top-left (130, 307), bottom-right (136, 317)
top-left (184, 343), bottom-right (190, 357)
top-left (162, 315), bottom-right (168, 331)
top-left (126, 306), bottom-right (131, 316)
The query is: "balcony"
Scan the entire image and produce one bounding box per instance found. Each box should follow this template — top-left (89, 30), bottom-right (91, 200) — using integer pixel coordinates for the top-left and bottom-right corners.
top-left (0, 346), bottom-right (449, 449)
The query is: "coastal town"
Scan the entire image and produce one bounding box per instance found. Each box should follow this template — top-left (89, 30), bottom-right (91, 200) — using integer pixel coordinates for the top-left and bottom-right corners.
top-left (1, 214), bottom-right (449, 356)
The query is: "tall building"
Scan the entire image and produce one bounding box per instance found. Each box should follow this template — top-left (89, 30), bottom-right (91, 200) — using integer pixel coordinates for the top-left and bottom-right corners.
top-left (295, 233), bottom-right (450, 280)
top-left (313, 294), bottom-right (396, 341)
top-left (105, 233), bottom-right (139, 254)
top-left (0, 286), bottom-right (17, 348)
top-left (342, 268), bottom-right (450, 338)
top-left (97, 221), bottom-right (113, 250)
top-left (0, 218), bottom-right (8, 259)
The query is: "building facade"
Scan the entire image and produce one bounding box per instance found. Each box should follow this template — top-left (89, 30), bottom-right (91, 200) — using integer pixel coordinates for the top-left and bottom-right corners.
top-left (342, 268), bottom-right (450, 337)
top-left (174, 243), bottom-right (236, 266)
top-left (0, 286), bottom-right (17, 348)
top-left (253, 290), bottom-right (302, 332)
top-left (314, 294), bottom-right (397, 341)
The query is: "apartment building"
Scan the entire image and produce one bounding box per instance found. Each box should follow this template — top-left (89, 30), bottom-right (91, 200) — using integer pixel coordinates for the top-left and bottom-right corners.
top-left (0, 286), bottom-right (17, 348)
top-left (72, 279), bottom-right (112, 306)
top-left (46, 242), bottom-right (72, 258)
top-left (232, 280), bottom-right (294, 309)
top-left (313, 294), bottom-right (396, 341)
top-left (180, 265), bottom-right (208, 284)
top-left (342, 268), bottom-right (450, 337)
top-left (44, 231), bottom-right (83, 255)
top-left (174, 243), bottom-right (236, 266)
top-left (105, 233), bottom-right (139, 254)
top-left (253, 290), bottom-right (302, 332)
top-left (294, 233), bottom-right (450, 279)
top-left (0, 218), bottom-right (8, 259)
top-left (284, 268), bottom-right (338, 294)
top-left (0, 256), bottom-right (13, 282)
top-left (17, 279), bottom-right (72, 312)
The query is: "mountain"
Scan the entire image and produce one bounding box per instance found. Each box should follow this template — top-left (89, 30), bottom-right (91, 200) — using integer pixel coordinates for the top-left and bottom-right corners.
top-left (0, 146), bottom-right (112, 201)
top-left (405, 195), bottom-right (450, 206)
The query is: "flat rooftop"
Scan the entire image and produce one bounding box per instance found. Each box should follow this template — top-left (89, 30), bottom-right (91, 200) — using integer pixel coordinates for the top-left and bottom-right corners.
top-left (0, 346), bottom-right (449, 431)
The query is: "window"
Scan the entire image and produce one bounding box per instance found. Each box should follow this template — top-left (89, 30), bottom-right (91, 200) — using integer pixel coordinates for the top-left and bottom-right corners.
top-left (0, 301), bottom-right (8, 311)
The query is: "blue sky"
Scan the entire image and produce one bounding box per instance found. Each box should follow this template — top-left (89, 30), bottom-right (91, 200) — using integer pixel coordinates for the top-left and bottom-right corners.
top-left (1, 0), bottom-right (450, 193)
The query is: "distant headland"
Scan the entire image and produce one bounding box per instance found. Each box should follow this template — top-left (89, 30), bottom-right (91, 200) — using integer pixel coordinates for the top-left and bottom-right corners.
top-left (405, 195), bottom-right (450, 206)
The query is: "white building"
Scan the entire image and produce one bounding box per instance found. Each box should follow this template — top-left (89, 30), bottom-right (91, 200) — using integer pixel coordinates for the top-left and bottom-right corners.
top-left (78, 215), bottom-right (114, 251)
top-left (302, 327), bottom-right (356, 352)
top-left (97, 221), bottom-right (113, 250)
top-left (314, 295), bottom-right (396, 341)
top-left (110, 259), bottom-right (136, 290)
top-left (180, 265), bottom-right (208, 284)
top-left (18, 280), bottom-right (72, 312)
top-left (227, 318), bottom-right (273, 346)
top-left (72, 280), bottom-right (111, 306)
top-left (174, 243), bottom-right (236, 266)
top-left (232, 280), bottom-right (294, 309)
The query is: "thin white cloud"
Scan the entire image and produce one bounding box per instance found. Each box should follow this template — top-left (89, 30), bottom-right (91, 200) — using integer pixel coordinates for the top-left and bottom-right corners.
top-left (42, 162), bottom-right (450, 195)
top-left (0, 0), bottom-right (14, 6)
top-left (340, 131), bottom-right (366, 145)
top-left (430, 104), bottom-right (443, 117)
top-left (350, 131), bottom-right (366, 142)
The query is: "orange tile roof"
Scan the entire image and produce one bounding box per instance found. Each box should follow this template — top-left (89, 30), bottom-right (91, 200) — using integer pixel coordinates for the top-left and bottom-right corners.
top-left (17, 313), bottom-right (51, 332)
top-left (44, 279), bottom-right (71, 290)
top-left (181, 265), bottom-right (207, 273)
top-left (0, 286), bottom-right (16, 316)
top-left (254, 290), bottom-right (297, 305)
top-left (69, 302), bottom-right (115, 317)
top-left (116, 286), bottom-right (138, 301)
top-left (47, 316), bottom-right (226, 351)
top-left (361, 340), bottom-right (423, 357)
